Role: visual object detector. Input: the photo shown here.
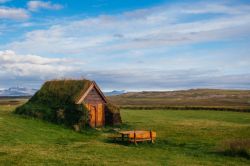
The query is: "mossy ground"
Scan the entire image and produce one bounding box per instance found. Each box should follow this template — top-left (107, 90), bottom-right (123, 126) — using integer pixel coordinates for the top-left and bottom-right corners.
top-left (0, 104), bottom-right (250, 165)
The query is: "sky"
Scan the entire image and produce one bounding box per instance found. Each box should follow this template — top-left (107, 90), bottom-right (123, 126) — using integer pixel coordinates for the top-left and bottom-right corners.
top-left (0, 0), bottom-right (250, 91)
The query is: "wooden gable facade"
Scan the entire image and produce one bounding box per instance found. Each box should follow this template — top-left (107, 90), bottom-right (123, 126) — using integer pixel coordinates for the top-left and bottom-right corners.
top-left (76, 82), bottom-right (107, 128)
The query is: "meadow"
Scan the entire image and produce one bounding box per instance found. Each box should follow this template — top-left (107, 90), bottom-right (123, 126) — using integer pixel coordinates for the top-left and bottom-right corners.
top-left (0, 102), bottom-right (250, 165)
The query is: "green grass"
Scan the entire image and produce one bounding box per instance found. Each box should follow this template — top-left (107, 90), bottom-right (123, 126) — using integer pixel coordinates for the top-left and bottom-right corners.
top-left (0, 105), bottom-right (250, 165)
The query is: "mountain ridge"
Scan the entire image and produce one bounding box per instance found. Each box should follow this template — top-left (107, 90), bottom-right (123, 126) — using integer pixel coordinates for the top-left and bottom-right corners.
top-left (0, 87), bottom-right (38, 96)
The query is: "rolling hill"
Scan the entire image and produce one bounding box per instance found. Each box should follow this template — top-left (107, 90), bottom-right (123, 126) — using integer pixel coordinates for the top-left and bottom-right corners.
top-left (108, 89), bottom-right (250, 111)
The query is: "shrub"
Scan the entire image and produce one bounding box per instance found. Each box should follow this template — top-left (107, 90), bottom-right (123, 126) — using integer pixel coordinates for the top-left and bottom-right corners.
top-left (217, 139), bottom-right (250, 159)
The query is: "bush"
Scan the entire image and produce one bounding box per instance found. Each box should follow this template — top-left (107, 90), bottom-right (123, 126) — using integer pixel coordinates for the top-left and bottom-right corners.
top-left (217, 139), bottom-right (250, 159)
top-left (120, 105), bottom-right (250, 112)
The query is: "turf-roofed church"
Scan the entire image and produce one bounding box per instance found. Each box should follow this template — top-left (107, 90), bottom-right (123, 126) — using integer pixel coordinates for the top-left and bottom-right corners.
top-left (15, 79), bottom-right (122, 129)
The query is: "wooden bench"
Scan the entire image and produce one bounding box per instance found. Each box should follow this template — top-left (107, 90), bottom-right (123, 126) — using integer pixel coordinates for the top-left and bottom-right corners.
top-left (110, 130), bottom-right (156, 145)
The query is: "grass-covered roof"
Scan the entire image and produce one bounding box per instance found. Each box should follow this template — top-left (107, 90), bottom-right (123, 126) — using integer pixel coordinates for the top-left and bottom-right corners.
top-left (30, 79), bottom-right (92, 107)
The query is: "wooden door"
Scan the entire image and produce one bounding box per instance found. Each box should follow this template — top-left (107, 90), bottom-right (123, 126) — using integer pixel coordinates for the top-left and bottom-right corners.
top-left (96, 104), bottom-right (103, 127)
top-left (89, 105), bottom-right (97, 128)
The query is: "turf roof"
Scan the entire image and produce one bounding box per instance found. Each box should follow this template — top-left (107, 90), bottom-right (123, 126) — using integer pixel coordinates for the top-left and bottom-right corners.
top-left (30, 79), bottom-right (92, 106)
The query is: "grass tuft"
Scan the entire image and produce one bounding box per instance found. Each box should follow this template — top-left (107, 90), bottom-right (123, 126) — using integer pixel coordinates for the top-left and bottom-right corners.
top-left (217, 139), bottom-right (250, 159)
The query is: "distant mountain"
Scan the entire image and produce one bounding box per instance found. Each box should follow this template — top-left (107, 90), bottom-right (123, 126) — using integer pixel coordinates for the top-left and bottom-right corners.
top-left (0, 87), bottom-right (125, 97)
top-left (104, 90), bottom-right (126, 96)
top-left (0, 87), bottom-right (37, 96)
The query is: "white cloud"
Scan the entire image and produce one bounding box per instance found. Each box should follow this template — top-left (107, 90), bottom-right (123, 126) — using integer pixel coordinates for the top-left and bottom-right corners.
top-left (0, 7), bottom-right (29, 20)
top-left (1, 50), bottom-right (249, 90)
top-left (27, 1), bottom-right (63, 11)
top-left (178, 2), bottom-right (248, 15)
top-left (0, 50), bottom-right (84, 77)
top-left (0, 0), bottom-right (11, 4)
top-left (0, 49), bottom-right (249, 90)
top-left (69, 69), bottom-right (250, 91)
top-left (1, 1), bottom-right (250, 90)
top-left (4, 2), bottom-right (250, 55)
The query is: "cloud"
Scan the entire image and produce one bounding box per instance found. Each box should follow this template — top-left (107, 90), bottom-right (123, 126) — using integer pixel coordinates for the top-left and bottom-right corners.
top-left (0, 50), bottom-right (84, 78)
top-left (1, 52), bottom-right (249, 90)
top-left (0, 0), bottom-right (11, 4)
top-left (59, 68), bottom-right (250, 91)
top-left (1, 1), bottom-right (250, 90)
top-left (0, 7), bottom-right (29, 20)
top-left (27, 1), bottom-right (63, 11)
top-left (4, 1), bottom-right (250, 55)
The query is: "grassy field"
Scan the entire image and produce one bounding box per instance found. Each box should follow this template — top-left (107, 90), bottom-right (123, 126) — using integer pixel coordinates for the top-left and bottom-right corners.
top-left (108, 89), bottom-right (250, 111)
top-left (0, 97), bottom-right (28, 106)
top-left (0, 103), bottom-right (250, 165)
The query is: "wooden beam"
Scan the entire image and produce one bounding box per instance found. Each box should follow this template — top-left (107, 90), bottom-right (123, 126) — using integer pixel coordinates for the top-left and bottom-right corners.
top-left (76, 83), bottom-right (94, 104)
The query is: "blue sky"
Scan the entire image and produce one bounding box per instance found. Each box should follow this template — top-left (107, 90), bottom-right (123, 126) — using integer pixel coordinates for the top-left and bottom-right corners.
top-left (0, 0), bottom-right (250, 91)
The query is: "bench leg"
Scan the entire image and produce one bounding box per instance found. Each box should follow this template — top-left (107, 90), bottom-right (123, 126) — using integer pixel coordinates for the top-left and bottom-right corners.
top-left (134, 132), bottom-right (137, 145)
top-left (150, 130), bottom-right (155, 143)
